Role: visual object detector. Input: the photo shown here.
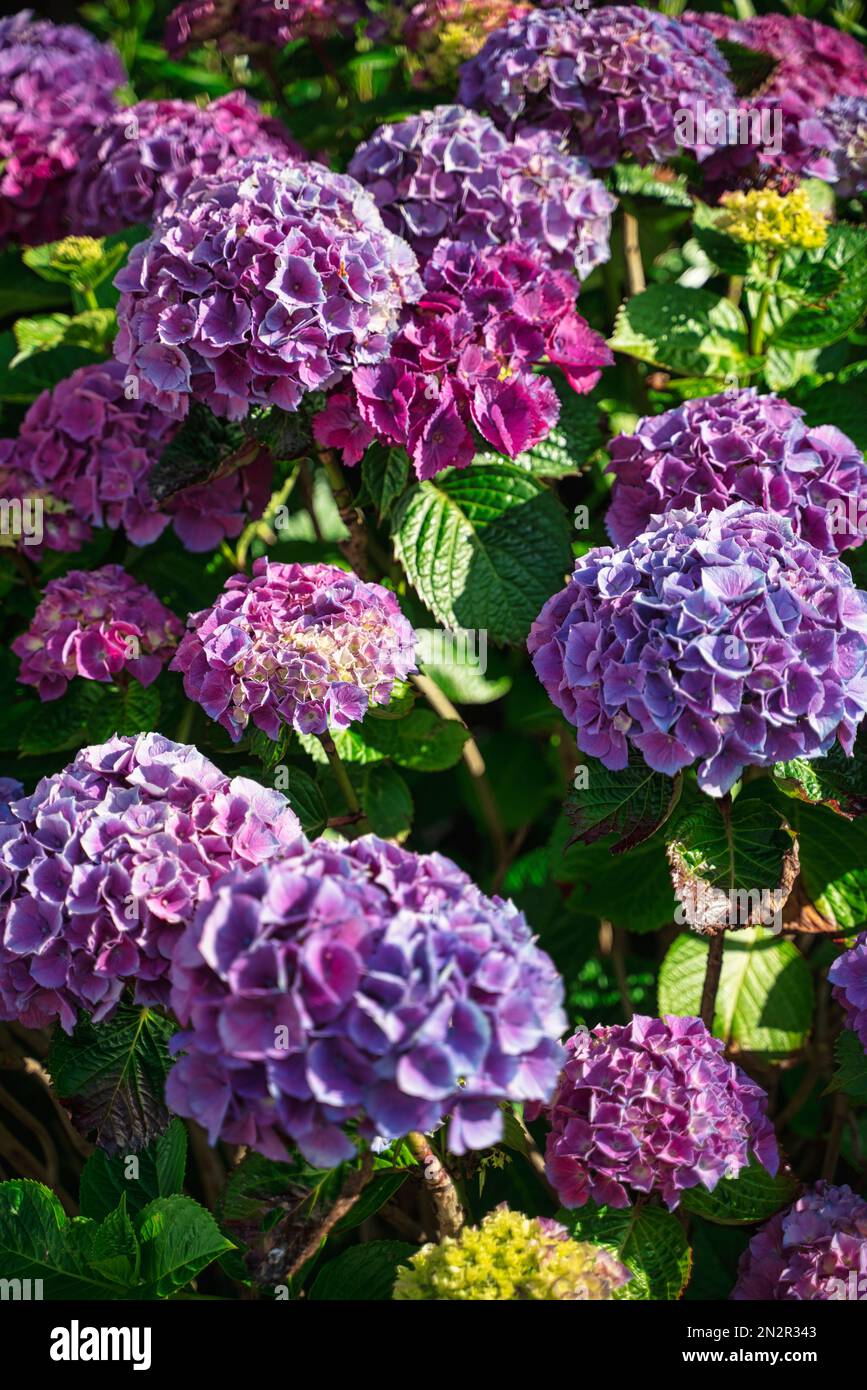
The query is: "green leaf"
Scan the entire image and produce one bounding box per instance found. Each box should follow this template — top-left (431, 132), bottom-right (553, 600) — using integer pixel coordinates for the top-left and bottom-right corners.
top-left (559, 1203), bottom-right (691, 1301)
top-left (0, 248), bottom-right (71, 316)
top-left (79, 1120), bottom-right (188, 1222)
top-left (307, 1240), bottom-right (416, 1301)
top-left (87, 1196), bottom-right (141, 1286)
top-left (771, 224), bottom-right (867, 350)
top-left (48, 1006), bottom-right (177, 1154)
top-left (359, 444), bottom-right (409, 519)
top-left (613, 162), bottom-right (693, 208)
top-left (692, 202), bottom-right (751, 276)
top-left (827, 1029), bottom-right (867, 1101)
top-left (136, 1195), bottom-right (234, 1299)
top-left (364, 680), bottom-right (417, 720)
top-left (608, 284), bottom-right (751, 378)
top-left (417, 631), bottom-right (511, 705)
top-left (666, 793), bottom-right (799, 932)
top-left (774, 741), bottom-right (867, 820)
top-left (23, 237), bottom-right (127, 294)
top-left (278, 767), bottom-right (328, 838)
top-left (392, 463), bottom-right (573, 645)
top-left (566, 750), bottom-right (682, 854)
top-left (0, 1180), bottom-right (120, 1299)
top-left (658, 929), bottom-right (813, 1059)
top-left (11, 308), bottom-right (115, 366)
top-left (716, 38), bottom-right (778, 97)
top-left (551, 822), bottom-right (679, 934)
top-left (797, 361), bottom-right (867, 451)
top-left (795, 802), bottom-right (867, 931)
top-left (301, 708), bottom-right (469, 772)
top-left (0, 329), bottom-right (101, 403)
top-left (361, 763), bottom-right (413, 837)
top-left (680, 1159), bottom-right (799, 1226)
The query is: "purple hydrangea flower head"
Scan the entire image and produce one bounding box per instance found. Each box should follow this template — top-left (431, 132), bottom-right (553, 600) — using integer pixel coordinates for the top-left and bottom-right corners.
top-left (166, 833), bottom-right (567, 1165)
top-left (829, 937), bottom-right (867, 1050)
top-left (0, 733), bottom-right (302, 1031)
top-left (0, 442), bottom-right (92, 557)
top-left (732, 1183), bottom-right (867, 1300)
top-left (6, 361), bottom-right (272, 551)
top-left (68, 93), bottom-right (303, 237)
top-left (165, 0), bottom-right (364, 57)
top-left (12, 565), bottom-right (183, 701)
top-left (318, 239), bottom-right (612, 479)
top-left (541, 1015), bottom-right (779, 1211)
top-left (114, 156), bottom-right (422, 421)
top-left (822, 97), bottom-right (867, 199)
top-left (0, 10), bottom-right (125, 246)
top-left (0, 780), bottom-right (24, 824)
top-left (528, 502), bottom-right (867, 796)
top-left (172, 559), bottom-right (418, 740)
top-left (606, 390), bottom-right (867, 559)
top-left (458, 5), bottom-right (736, 167)
top-left (347, 105), bottom-right (616, 276)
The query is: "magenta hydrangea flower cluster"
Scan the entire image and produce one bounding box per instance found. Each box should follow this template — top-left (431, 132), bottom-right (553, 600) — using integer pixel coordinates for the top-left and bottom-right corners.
top-left (822, 97), bottom-right (867, 199)
top-left (5, 361), bottom-right (272, 552)
top-left (347, 105), bottom-right (616, 276)
top-left (458, 5), bottom-right (736, 167)
top-left (316, 239), bottom-right (612, 478)
top-left (539, 1015), bottom-right (779, 1211)
top-left (165, 0), bottom-right (364, 57)
top-left (829, 937), bottom-right (867, 1051)
top-left (172, 559), bottom-right (417, 740)
top-left (528, 503), bottom-right (867, 797)
top-left (0, 10), bottom-right (124, 246)
top-left (732, 1183), bottom-right (867, 1300)
top-left (114, 157), bottom-right (423, 421)
top-left (605, 390), bottom-right (867, 559)
top-left (12, 565), bottom-right (183, 702)
top-left (166, 833), bottom-right (567, 1166)
top-left (0, 735), bottom-right (302, 1032)
top-left (68, 93), bottom-right (301, 237)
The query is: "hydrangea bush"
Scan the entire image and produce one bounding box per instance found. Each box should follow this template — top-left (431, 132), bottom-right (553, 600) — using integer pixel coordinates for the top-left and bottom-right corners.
top-left (1, 0), bottom-right (867, 1313)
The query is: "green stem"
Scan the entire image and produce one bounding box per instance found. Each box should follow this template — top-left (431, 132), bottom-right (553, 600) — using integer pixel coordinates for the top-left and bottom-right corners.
top-left (750, 254), bottom-right (782, 358)
top-left (235, 466), bottom-right (299, 571)
top-left (175, 700), bottom-right (196, 745)
top-left (732, 0), bottom-right (756, 18)
top-left (317, 448), bottom-right (369, 577)
top-left (318, 731), bottom-right (370, 835)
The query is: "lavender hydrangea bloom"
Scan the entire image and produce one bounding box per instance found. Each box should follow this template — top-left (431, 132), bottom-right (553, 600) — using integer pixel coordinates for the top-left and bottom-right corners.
top-left (68, 94), bottom-right (302, 237)
top-left (13, 565), bottom-right (183, 701)
top-left (732, 1183), bottom-right (867, 1300)
top-left (458, 6), bottom-right (736, 167)
top-left (113, 157), bottom-right (423, 421)
top-left (822, 97), bottom-right (867, 199)
top-left (165, 0), bottom-right (364, 56)
top-left (540, 1016), bottom-right (779, 1211)
top-left (0, 442), bottom-right (92, 557)
top-left (829, 937), bottom-right (867, 1050)
top-left (0, 734), bottom-right (302, 1031)
top-left (347, 105), bottom-right (616, 276)
top-left (606, 390), bottom-right (867, 559)
top-left (528, 503), bottom-right (867, 796)
top-left (6, 361), bottom-right (272, 552)
top-left (172, 559), bottom-right (417, 740)
top-left (166, 834), bottom-right (567, 1165)
top-left (0, 780), bottom-right (24, 824)
top-left (0, 11), bottom-right (125, 246)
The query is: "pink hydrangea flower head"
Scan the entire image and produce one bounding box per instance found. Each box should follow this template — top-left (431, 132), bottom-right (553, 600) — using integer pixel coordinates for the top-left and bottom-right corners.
top-left (542, 1015), bottom-right (779, 1211)
top-left (12, 565), bottom-right (183, 701)
top-left (171, 559), bottom-right (418, 741)
top-left (0, 734), bottom-right (303, 1030)
top-left (528, 502), bottom-right (867, 796)
top-left (0, 441), bottom-right (92, 557)
top-left (166, 833), bottom-right (567, 1165)
top-left (113, 156), bottom-right (423, 421)
top-left (829, 936), bottom-right (867, 1049)
top-left (165, 0), bottom-right (365, 56)
top-left (733, 1183), bottom-right (867, 1300)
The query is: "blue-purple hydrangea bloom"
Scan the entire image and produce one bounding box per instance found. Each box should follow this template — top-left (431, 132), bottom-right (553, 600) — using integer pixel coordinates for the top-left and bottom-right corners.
top-left (114, 157), bottom-right (423, 421)
top-left (0, 734), bottom-right (301, 1031)
top-left (347, 104), bottom-right (616, 277)
top-left (166, 834), bottom-right (567, 1166)
top-left (822, 97), bottom-right (867, 199)
top-left (606, 390), bottom-right (867, 559)
top-left (539, 1015), bottom-right (779, 1211)
top-left (458, 5), bottom-right (736, 167)
top-left (171, 560), bottom-right (417, 741)
top-left (733, 1183), bottom-right (867, 1300)
top-left (528, 503), bottom-right (867, 796)
top-left (829, 937), bottom-right (867, 1052)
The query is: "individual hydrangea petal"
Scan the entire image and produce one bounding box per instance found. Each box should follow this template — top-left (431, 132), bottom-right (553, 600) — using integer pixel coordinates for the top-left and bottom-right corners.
top-left (166, 834), bottom-right (567, 1164)
top-left (0, 11), bottom-right (125, 246)
top-left (0, 734), bottom-right (303, 1029)
top-left (171, 559), bottom-right (418, 741)
top-left (606, 390), bottom-right (867, 558)
top-left (68, 94), bottom-right (302, 236)
top-left (393, 1204), bottom-right (630, 1299)
top-left (821, 97), bottom-right (867, 199)
top-left (458, 5), bottom-right (736, 167)
top-left (165, 0), bottom-right (364, 56)
top-left (541, 1016), bottom-right (779, 1212)
top-left (529, 502), bottom-right (867, 796)
top-left (12, 565), bottom-right (183, 701)
top-left (114, 157), bottom-right (423, 421)
top-left (2, 361), bottom-right (272, 552)
top-left (732, 1183), bottom-right (867, 1300)
top-left (348, 104), bottom-right (616, 276)
top-left (829, 936), bottom-right (867, 1050)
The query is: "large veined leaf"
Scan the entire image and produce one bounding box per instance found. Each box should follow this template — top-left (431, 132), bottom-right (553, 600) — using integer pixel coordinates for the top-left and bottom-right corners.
top-left (666, 794), bottom-right (799, 933)
top-left (691, 202), bottom-right (751, 277)
top-left (0, 1181), bottom-right (120, 1300)
top-left (658, 929), bottom-right (813, 1059)
top-left (608, 284), bottom-right (751, 378)
top-left (48, 1006), bottom-right (176, 1154)
top-left (552, 822), bottom-right (679, 934)
top-left (797, 362), bottom-right (867, 451)
top-left (361, 763), bottom-right (413, 838)
top-left (136, 1195), bottom-right (234, 1299)
top-left (774, 742), bottom-right (867, 820)
top-left (79, 1120), bottom-right (188, 1222)
top-left (680, 1159), bottom-right (798, 1226)
top-left (559, 1203), bottom-right (691, 1301)
top-left (771, 225), bottom-right (867, 350)
top-left (392, 463), bottom-right (573, 645)
top-left (308, 1240), bottom-right (416, 1300)
top-left (794, 802), bottom-right (867, 932)
top-left (613, 162), bottom-right (693, 208)
top-left (827, 1029), bottom-right (867, 1101)
top-left (566, 751), bottom-right (682, 854)
top-left (359, 444), bottom-right (409, 519)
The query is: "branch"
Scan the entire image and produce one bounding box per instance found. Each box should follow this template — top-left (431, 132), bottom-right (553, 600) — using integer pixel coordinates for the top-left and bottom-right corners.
top-left (405, 1131), bottom-right (465, 1239)
top-left (284, 1151), bottom-right (375, 1279)
top-left (317, 448), bottom-right (369, 577)
top-left (699, 930), bottom-right (726, 1031)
